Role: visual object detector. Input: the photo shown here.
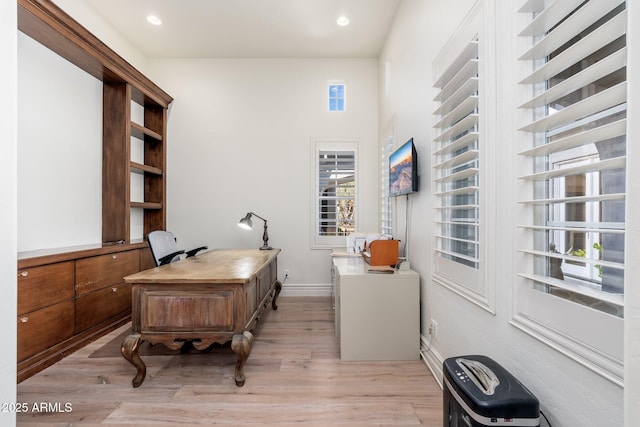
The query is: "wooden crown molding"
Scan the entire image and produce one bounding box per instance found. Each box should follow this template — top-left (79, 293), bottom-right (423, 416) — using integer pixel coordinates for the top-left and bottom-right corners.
top-left (17, 0), bottom-right (173, 108)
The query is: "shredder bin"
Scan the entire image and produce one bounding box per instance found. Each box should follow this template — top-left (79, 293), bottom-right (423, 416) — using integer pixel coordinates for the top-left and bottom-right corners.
top-left (443, 355), bottom-right (540, 427)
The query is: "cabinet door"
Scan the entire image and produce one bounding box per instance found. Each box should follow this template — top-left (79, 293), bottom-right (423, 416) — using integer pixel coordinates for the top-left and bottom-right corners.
top-left (18, 261), bottom-right (74, 315)
top-left (17, 300), bottom-right (74, 362)
top-left (75, 282), bottom-right (132, 333)
top-left (75, 250), bottom-right (139, 295)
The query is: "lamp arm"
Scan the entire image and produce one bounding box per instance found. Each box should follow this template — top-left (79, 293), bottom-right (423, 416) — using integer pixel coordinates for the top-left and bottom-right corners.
top-left (248, 212), bottom-right (267, 223)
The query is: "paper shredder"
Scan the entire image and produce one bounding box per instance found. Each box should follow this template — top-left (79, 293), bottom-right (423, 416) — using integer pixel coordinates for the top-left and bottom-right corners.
top-left (443, 355), bottom-right (540, 427)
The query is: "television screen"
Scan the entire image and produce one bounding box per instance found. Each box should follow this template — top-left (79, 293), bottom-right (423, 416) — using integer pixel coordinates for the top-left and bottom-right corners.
top-left (389, 138), bottom-right (418, 197)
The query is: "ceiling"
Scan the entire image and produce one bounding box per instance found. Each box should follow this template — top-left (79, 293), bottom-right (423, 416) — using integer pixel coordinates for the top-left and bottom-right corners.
top-left (83, 0), bottom-right (401, 58)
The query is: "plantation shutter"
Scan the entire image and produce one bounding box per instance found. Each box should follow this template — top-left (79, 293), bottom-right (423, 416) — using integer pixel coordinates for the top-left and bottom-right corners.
top-left (380, 136), bottom-right (394, 236)
top-left (318, 150), bottom-right (356, 237)
top-left (433, 35), bottom-right (480, 270)
top-left (516, 0), bottom-right (627, 311)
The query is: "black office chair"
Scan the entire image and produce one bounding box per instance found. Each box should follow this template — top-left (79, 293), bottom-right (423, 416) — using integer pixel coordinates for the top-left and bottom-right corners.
top-left (147, 230), bottom-right (208, 266)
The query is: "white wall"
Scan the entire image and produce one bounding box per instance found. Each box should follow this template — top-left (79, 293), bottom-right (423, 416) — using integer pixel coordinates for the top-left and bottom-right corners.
top-left (0, 0), bottom-right (17, 424)
top-left (51, 0), bottom-right (148, 73)
top-left (17, 33), bottom-right (103, 251)
top-left (147, 58), bottom-right (379, 289)
top-left (379, 0), bottom-right (628, 426)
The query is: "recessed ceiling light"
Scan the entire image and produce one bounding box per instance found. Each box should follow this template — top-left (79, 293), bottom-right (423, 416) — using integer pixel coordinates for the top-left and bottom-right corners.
top-left (146, 15), bottom-right (162, 26)
top-left (337, 16), bottom-right (350, 26)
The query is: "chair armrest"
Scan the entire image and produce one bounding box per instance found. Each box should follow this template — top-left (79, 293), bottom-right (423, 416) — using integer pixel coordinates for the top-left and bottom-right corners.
top-left (186, 246), bottom-right (208, 258)
top-left (159, 250), bottom-right (185, 265)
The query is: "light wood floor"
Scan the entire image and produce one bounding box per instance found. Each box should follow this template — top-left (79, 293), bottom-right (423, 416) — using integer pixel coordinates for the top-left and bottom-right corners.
top-left (17, 296), bottom-right (443, 426)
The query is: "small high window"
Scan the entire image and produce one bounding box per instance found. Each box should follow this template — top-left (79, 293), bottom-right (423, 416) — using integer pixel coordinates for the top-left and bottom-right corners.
top-left (328, 83), bottom-right (346, 112)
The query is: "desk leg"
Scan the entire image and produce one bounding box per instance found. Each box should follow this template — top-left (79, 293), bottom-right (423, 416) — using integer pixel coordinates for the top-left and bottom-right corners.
top-left (121, 333), bottom-right (146, 388)
top-left (231, 331), bottom-right (254, 387)
top-left (272, 280), bottom-right (282, 310)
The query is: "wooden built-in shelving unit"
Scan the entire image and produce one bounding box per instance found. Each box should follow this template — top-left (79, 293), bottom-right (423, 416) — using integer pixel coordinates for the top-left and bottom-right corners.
top-left (17, 0), bottom-right (173, 381)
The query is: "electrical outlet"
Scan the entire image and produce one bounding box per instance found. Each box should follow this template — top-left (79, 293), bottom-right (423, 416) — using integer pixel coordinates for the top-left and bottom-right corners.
top-left (428, 319), bottom-right (438, 338)
top-left (284, 269), bottom-right (289, 277)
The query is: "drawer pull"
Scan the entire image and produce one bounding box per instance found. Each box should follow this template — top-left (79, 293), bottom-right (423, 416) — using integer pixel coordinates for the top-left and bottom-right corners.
top-left (19, 271), bottom-right (28, 277)
top-left (112, 287), bottom-right (118, 292)
top-left (112, 255), bottom-right (118, 259)
top-left (19, 317), bottom-right (28, 323)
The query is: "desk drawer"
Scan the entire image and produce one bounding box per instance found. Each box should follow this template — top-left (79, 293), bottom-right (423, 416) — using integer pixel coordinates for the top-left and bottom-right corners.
top-left (18, 261), bottom-right (74, 314)
top-left (75, 282), bottom-right (131, 333)
top-left (76, 250), bottom-right (139, 295)
top-left (17, 300), bottom-right (74, 362)
top-left (139, 288), bottom-right (235, 332)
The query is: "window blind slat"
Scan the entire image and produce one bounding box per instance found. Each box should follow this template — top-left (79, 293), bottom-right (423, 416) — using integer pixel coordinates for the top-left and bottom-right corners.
top-left (518, 0), bottom-right (549, 14)
top-left (435, 96), bottom-right (479, 129)
top-left (517, 224), bottom-right (625, 234)
top-left (518, 156), bottom-right (625, 181)
top-left (518, 249), bottom-right (624, 271)
top-left (434, 167), bottom-right (479, 184)
top-left (518, 0), bottom-right (625, 61)
top-left (434, 61), bottom-right (479, 103)
top-left (434, 248), bottom-right (479, 263)
top-left (434, 114), bottom-right (478, 143)
top-left (434, 41), bottom-right (478, 88)
top-left (519, 49), bottom-right (626, 109)
top-left (434, 187), bottom-right (479, 197)
top-left (434, 132), bottom-right (478, 157)
top-left (519, 11), bottom-right (626, 85)
top-left (434, 80), bottom-right (478, 117)
top-left (434, 149), bottom-right (479, 170)
top-left (518, 0), bottom-right (586, 37)
top-left (518, 119), bottom-right (626, 157)
top-left (519, 82), bottom-right (626, 133)
top-left (435, 235), bottom-right (479, 246)
top-left (434, 203), bottom-right (479, 210)
top-left (518, 193), bottom-right (625, 205)
top-left (518, 274), bottom-right (624, 306)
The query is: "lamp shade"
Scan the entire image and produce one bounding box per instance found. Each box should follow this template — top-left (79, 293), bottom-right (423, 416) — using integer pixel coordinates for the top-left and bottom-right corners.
top-left (238, 213), bottom-right (253, 230)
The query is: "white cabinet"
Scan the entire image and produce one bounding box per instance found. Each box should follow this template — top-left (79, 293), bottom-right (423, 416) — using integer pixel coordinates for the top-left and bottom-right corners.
top-left (332, 255), bottom-right (420, 361)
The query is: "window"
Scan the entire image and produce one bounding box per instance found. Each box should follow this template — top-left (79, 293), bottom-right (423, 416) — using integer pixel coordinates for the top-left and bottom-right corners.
top-left (311, 139), bottom-right (358, 247)
top-left (380, 124), bottom-right (395, 237)
top-left (515, 0), bottom-right (626, 384)
top-left (432, 2), bottom-right (491, 309)
top-left (328, 83), bottom-right (345, 112)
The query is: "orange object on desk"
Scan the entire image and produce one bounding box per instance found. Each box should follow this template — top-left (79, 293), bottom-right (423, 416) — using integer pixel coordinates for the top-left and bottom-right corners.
top-left (362, 239), bottom-right (399, 266)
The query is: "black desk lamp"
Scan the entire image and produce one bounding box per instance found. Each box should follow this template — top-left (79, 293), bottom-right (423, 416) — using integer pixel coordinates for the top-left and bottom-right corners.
top-left (238, 212), bottom-right (272, 250)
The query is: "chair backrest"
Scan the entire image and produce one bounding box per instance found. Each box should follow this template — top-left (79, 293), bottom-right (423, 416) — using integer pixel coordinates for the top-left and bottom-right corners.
top-left (148, 230), bottom-right (181, 266)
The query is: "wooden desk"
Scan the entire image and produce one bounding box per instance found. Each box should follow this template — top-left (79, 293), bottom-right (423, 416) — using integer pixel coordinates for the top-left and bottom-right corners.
top-left (121, 248), bottom-right (281, 387)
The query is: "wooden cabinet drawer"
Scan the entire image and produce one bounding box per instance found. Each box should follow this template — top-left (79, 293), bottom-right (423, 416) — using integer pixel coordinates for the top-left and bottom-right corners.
top-left (75, 282), bottom-right (131, 333)
top-left (18, 261), bottom-right (74, 315)
top-left (76, 250), bottom-right (139, 295)
top-left (17, 300), bottom-right (74, 362)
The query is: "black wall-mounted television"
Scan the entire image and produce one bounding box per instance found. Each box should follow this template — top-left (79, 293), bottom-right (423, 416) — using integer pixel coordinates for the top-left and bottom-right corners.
top-left (389, 138), bottom-right (418, 197)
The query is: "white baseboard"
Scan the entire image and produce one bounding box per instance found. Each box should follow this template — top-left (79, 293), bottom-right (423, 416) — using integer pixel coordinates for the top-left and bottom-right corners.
top-left (279, 282), bottom-right (332, 297)
top-left (420, 334), bottom-right (444, 389)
